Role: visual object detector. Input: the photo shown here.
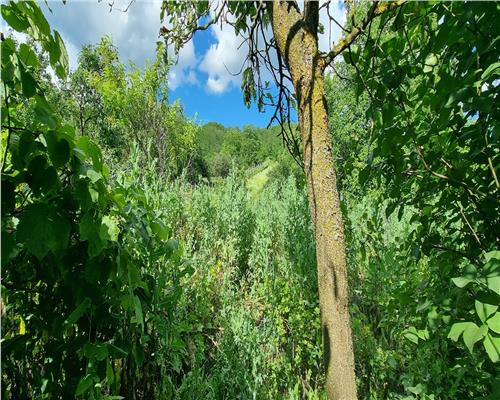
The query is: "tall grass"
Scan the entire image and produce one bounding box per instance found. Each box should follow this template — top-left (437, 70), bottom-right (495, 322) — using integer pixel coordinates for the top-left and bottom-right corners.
top-left (127, 156), bottom-right (325, 398)
top-left (121, 146), bottom-right (494, 399)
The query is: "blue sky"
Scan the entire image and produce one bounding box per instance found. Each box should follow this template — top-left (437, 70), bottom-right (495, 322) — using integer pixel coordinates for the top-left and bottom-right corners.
top-left (167, 29), bottom-right (269, 128)
top-left (35, 0), bottom-right (344, 128)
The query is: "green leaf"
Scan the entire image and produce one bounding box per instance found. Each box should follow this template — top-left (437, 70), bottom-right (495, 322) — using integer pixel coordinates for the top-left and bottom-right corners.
top-left (485, 251), bottom-right (500, 263)
top-left (86, 169), bottom-right (102, 183)
top-left (106, 358), bottom-right (115, 385)
top-left (101, 215), bottom-right (120, 242)
top-left (79, 212), bottom-right (106, 257)
top-left (476, 291), bottom-right (500, 306)
top-left (41, 378), bottom-right (48, 393)
top-left (484, 256), bottom-right (500, 275)
top-left (34, 95), bottom-right (57, 129)
top-left (29, 160), bottom-right (60, 195)
top-left (423, 53), bottom-right (438, 73)
top-left (358, 166), bottom-right (371, 186)
top-left (417, 329), bottom-right (429, 341)
top-left (82, 342), bottom-right (108, 361)
top-left (45, 131), bottom-right (70, 167)
top-left (403, 326), bottom-right (419, 344)
top-left (75, 373), bottom-right (94, 396)
top-left (20, 63), bottom-right (37, 98)
top-left (487, 276), bottom-right (500, 296)
top-left (151, 219), bottom-right (169, 241)
top-left (483, 254), bottom-right (500, 295)
top-left (373, 110), bottom-right (383, 127)
top-left (64, 298), bottom-right (91, 327)
top-left (74, 179), bottom-right (95, 211)
top-left (107, 343), bottom-right (128, 358)
top-left (452, 276), bottom-right (474, 288)
top-left (481, 62), bottom-right (500, 81)
top-left (75, 137), bottom-right (103, 172)
top-left (1, 4), bottom-right (30, 32)
top-left (348, 45), bottom-right (360, 63)
top-left (53, 30), bottom-right (69, 79)
top-left (19, 43), bottom-right (39, 69)
top-left (25, 1), bottom-right (51, 38)
top-left (132, 295), bottom-right (144, 331)
top-left (483, 333), bottom-right (500, 363)
top-left (463, 322), bottom-right (486, 353)
top-left (475, 300), bottom-right (498, 323)
top-left (448, 322), bottom-right (474, 342)
top-left (17, 203), bottom-right (70, 259)
top-left (10, 131), bottom-right (33, 169)
top-left (385, 201), bottom-right (398, 218)
top-left (451, 265), bottom-right (477, 288)
top-left (487, 312), bottom-right (500, 335)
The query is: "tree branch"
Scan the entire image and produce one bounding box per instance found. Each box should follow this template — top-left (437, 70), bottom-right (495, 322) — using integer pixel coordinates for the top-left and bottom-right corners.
top-left (322, 0), bottom-right (406, 68)
top-left (1, 85), bottom-right (12, 173)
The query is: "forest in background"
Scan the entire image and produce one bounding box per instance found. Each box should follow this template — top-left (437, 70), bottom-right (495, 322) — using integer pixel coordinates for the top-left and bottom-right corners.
top-left (1, 1), bottom-right (499, 399)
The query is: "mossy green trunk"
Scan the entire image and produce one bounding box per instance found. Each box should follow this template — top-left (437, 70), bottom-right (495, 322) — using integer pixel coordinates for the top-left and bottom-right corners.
top-left (271, 2), bottom-right (357, 399)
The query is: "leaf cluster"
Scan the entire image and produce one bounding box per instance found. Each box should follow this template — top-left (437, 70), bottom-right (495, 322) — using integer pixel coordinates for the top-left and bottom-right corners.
top-left (1, 2), bottom-right (188, 398)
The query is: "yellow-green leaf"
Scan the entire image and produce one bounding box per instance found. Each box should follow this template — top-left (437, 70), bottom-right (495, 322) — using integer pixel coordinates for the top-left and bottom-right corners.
top-left (487, 312), bottom-right (500, 335)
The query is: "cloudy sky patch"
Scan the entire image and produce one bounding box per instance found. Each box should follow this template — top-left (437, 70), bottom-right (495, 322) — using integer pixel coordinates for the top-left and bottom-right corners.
top-left (26, 0), bottom-right (345, 126)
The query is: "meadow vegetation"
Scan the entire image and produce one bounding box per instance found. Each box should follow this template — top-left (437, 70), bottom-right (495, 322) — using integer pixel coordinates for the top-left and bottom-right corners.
top-left (1, 1), bottom-right (499, 399)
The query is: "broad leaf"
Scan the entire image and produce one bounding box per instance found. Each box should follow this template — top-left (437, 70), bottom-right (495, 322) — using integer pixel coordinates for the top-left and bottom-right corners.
top-left (17, 203), bottom-right (70, 259)
top-left (487, 312), bottom-right (500, 335)
top-left (475, 300), bottom-right (498, 323)
top-left (75, 373), bottom-right (94, 396)
top-left (483, 333), bottom-right (500, 363)
top-left (463, 323), bottom-right (487, 354)
top-left (448, 322), bottom-right (474, 342)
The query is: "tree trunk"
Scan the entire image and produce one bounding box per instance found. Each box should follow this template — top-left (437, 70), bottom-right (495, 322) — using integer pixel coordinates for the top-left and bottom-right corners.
top-left (271, 2), bottom-right (357, 399)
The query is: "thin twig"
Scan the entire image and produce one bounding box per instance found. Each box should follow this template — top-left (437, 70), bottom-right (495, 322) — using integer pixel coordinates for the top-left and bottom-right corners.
top-left (458, 202), bottom-right (483, 249)
top-left (1, 84), bottom-right (12, 173)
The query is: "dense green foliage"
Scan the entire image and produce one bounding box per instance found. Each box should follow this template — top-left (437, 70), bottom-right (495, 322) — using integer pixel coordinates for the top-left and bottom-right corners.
top-left (151, 173), bottom-right (322, 398)
top-left (1, 1), bottom-right (499, 399)
top-left (340, 2), bottom-right (499, 397)
top-left (1, 2), bottom-right (189, 398)
top-left (51, 36), bottom-right (202, 179)
top-left (326, 60), bottom-right (499, 398)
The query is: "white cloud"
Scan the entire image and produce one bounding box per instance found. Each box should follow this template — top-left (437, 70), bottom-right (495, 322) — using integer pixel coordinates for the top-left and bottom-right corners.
top-left (40, 0), bottom-right (200, 89)
top-left (42, 0), bottom-right (163, 69)
top-left (65, 39), bottom-right (80, 71)
top-left (199, 22), bottom-right (248, 94)
top-left (36, 0), bottom-right (345, 93)
top-left (197, 1), bottom-right (345, 94)
top-left (206, 77), bottom-right (228, 94)
top-left (186, 70), bottom-right (199, 85)
top-left (168, 39), bottom-right (198, 90)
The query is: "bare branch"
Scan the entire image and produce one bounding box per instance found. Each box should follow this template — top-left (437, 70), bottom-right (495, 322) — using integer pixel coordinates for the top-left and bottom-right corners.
top-left (99, 0), bottom-right (136, 13)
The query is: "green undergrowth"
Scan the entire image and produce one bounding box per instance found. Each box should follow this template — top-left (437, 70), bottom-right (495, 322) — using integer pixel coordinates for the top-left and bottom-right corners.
top-left (246, 160), bottom-right (277, 197)
top-left (149, 170), bottom-right (325, 399)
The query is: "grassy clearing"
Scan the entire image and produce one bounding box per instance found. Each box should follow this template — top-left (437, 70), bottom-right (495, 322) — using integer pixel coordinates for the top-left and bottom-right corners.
top-left (246, 160), bottom-right (277, 196)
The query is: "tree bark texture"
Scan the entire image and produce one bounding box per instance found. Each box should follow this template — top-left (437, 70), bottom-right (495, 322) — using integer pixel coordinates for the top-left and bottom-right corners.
top-left (271, 2), bottom-right (358, 399)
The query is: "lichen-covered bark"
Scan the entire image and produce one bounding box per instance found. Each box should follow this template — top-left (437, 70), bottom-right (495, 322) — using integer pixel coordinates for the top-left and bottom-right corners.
top-left (271, 2), bottom-right (357, 399)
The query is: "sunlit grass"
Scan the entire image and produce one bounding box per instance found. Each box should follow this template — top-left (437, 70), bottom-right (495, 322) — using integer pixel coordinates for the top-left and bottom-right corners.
top-left (246, 159), bottom-right (277, 196)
